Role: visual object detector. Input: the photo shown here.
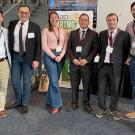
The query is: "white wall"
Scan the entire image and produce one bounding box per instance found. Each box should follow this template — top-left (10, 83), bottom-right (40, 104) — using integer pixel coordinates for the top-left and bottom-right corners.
top-left (97, 0), bottom-right (135, 32)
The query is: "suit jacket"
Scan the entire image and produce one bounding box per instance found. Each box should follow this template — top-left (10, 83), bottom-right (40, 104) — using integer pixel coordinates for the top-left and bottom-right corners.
top-left (98, 29), bottom-right (131, 75)
top-left (2, 27), bottom-right (11, 65)
top-left (8, 20), bottom-right (41, 65)
top-left (67, 28), bottom-right (99, 63)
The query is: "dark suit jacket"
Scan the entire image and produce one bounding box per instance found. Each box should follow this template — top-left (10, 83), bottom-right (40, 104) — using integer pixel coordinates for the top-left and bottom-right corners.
top-left (67, 28), bottom-right (99, 63)
top-left (98, 29), bottom-right (131, 76)
top-left (8, 20), bottom-right (41, 65)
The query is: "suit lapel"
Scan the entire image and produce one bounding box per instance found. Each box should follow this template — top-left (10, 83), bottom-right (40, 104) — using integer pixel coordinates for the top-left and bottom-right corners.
top-left (103, 30), bottom-right (108, 48)
top-left (113, 30), bottom-right (121, 47)
top-left (85, 28), bottom-right (91, 39)
top-left (25, 21), bottom-right (32, 45)
top-left (76, 29), bottom-right (80, 45)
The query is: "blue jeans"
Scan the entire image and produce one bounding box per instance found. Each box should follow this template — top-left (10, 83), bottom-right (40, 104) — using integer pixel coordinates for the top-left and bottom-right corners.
top-left (11, 52), bottom-right (32, 106)
top-left (43, 52), bottom-right (65, 108)
top-left (130, 56), bottom-right (135, 110)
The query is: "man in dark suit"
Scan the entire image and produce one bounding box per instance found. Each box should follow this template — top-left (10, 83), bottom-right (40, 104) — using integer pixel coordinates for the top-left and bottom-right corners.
top-left (67, 13), bottom-right (99, 112)
top-left (95, 13), bottom-right (130, 120)
top-left (8, 5), bottom-right (41, 113)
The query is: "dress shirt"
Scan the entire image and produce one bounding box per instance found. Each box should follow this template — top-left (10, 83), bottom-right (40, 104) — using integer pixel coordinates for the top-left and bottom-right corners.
top-left (0, 29), bottom-right (6, 58)
top-left (13, 20), bottom-right (29, 52)
top-left (79, 28), bottom-right (88, 39)
top-left (104, 28), bottom-right (118, 63)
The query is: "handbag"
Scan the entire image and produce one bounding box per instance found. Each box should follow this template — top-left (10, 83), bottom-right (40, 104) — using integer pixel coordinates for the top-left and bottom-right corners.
top-left (38, 71), bottom-right (49, 92)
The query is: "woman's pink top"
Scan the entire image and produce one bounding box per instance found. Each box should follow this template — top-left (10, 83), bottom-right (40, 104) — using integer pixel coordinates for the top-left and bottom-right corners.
top-left (42, 27), bottom-right (68, 59)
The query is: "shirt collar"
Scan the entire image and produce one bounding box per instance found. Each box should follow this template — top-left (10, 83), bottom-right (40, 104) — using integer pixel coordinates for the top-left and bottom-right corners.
top-left (109, 28), bottom-right (119, 34)
top-left (18, 20), bottom-right (29, 26)
top-left (80, 28), bottom-right (88, 33)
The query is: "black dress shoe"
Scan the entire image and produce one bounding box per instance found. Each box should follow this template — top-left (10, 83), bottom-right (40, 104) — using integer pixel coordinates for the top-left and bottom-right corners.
top-left (17, 106), bottom-right (23, 112)
top-left (19, 106), bottom-right (28, 114)
top-left (83, 105), bottom-right (93, 113)
top-left (67, 104), bottom-right (78, 112)
top-left (5, 103), bottom-right (18, 109)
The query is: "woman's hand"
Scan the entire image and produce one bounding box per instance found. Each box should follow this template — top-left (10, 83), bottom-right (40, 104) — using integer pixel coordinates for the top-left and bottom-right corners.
top-left (54, 56), bottom-right (62, 62)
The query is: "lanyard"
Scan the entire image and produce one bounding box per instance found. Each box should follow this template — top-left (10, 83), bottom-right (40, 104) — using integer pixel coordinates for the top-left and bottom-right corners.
top-left (53, 28), bottom-right (60, 45)
top-left (108, 28), bottom-right (119, 46)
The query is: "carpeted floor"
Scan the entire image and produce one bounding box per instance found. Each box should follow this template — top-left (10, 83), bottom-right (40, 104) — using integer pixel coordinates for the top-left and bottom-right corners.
top-left (1, 88), bottom-right (135, 135)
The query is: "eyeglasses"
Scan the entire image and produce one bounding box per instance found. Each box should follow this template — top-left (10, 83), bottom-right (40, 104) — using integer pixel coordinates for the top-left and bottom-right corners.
top-left (19, 11), bottom-right (29, 15)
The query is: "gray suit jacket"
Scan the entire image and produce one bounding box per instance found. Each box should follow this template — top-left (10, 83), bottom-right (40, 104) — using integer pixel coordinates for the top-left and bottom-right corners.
top-left (2, 27), bottom-right (11, 65)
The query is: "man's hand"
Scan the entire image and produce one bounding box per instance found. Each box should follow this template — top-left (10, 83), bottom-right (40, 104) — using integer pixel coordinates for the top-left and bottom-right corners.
top-left (72, 59), bottom-right (81, 65)
top-left (124, 58), bottom-right (131, 65)
top-left (79, 59), bottom-right (88, 66)
top-left (32, 61), bottom-right (39, 69)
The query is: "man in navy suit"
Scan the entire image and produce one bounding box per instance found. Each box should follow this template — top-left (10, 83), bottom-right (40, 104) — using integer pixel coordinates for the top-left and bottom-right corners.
top-left (8, 5), bottom-right (41, 113)
top-left (95, 13), bottom-right (130, 120)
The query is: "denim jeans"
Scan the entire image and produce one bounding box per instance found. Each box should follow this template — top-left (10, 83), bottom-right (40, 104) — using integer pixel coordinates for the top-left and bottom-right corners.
top-left (11, 52), bottom-right (32, 106)
top-left (43, 52), bottom-right (65, 108)
top-left (130, 56), bottom-right (135, 110)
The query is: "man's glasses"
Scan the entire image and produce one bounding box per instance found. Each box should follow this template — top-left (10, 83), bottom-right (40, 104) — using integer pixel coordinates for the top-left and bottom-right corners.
top-left (19, 11), bottom-right (30, 15)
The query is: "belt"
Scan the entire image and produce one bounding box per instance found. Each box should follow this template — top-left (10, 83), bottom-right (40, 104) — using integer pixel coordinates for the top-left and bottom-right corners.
top-left (0, 57), bottom-right (7, 62)
top-left (13, 51), bottom-right (26, 56)
top-left (104, 63), bottom-right (113, 65)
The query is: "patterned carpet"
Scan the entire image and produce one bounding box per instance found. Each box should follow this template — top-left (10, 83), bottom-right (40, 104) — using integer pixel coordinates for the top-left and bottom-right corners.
top-left (1, 87), bottom-right (135, 135)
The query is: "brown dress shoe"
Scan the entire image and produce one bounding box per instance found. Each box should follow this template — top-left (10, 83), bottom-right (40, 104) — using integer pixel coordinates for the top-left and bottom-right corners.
top-left (126, 112), bottom-right (135, 118)
top-left (0, 110), bottom-right (7, 118)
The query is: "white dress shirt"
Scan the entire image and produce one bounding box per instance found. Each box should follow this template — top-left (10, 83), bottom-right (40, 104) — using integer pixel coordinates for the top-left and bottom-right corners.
top-left (0, 29), bottom-right (6, 58)
top-left (13, 20), bottom-right (29, 52)
top-left (104, 28), bottom-right (119, 63)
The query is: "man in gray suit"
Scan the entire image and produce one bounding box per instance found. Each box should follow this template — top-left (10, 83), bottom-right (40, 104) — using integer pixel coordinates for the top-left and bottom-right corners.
top-left (67, 13), bottom-right (99, 112)
top-left (0, 9), bottom-right (11, 118)
top-left (95, 13), bottom-right (130, 120)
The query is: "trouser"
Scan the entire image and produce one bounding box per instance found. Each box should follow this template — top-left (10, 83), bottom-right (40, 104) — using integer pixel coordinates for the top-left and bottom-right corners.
top-left (70, 63), bottom-right (92, 106)
top-left (130, 56), bottom-right (135, 110)
top-left (0, 60), bottom-right (10, 111)
top-left (98, 64), bottom-right (121, 111)
top-left (11, 52), bottom-right (32, 107)
top-left (43, 52), bottom-right (65, 108)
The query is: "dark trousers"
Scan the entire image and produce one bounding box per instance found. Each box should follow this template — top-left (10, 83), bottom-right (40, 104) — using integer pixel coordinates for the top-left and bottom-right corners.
top-left (70, 63), bottom-right (92, 106)
top-left (98, 64), bottom-right (121, 111)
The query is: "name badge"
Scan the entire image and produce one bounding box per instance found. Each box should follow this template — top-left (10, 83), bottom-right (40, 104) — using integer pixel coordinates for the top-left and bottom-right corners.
top-left (56, 46), bottom-right (62, 52)
top-left (28, 33), bottom-right (35, 39)
top-left (94, 55), bottom-right (100, 63)
top-left (106, 46), bottom-right (113, 53)
top-left (132, 41), bottom-right (135, 48)
top-left (76, 46), bottom-right (82, 52)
